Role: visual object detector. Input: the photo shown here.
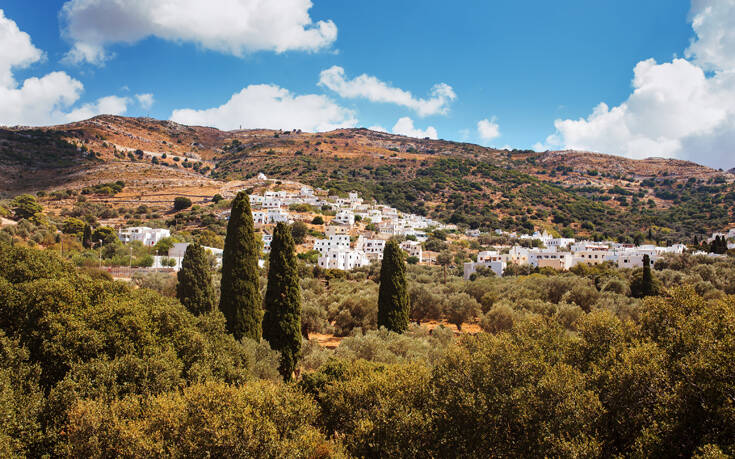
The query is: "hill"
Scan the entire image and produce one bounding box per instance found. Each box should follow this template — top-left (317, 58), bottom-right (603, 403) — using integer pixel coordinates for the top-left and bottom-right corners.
top-left (1, 115), bottom-right (733, 240)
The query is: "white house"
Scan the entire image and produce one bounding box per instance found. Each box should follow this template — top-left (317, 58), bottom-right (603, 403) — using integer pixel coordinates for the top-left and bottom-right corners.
top-left (478, 250), bottom-right (503, 263)
top-left (573, 250), bottom-right (615, 267)
top-left (318, 249), bottom-right (370, 270)
top-left (617, 252), bottom-right (656, 269)
top-left (314, 235), bottom-right (351, 255)
top-left (464, 260), bottom-right (506, 280)
top-left (547, 237), bottom-right (575, 249)
top-left (261, 197), bottom-right (282, 209)
top-left (262, 232), bottom-right (272, 252)
top-left (155, 243), bottom-right (224, 271)
top-left (268, 208), bottom-right (290, 223)
top-left (253, 209), bottom-right (290, 225)
top-left (334, 210), bottom-right (355, 226)
top-left (118, 227), bottom-right (171, 246)
top-left (356, 237), bottom-right (386, 260)
top-left (252, 211), bottom-right (267, 225)
top-left (529, 250), bottom-right (574, 270)
top-left (400, 240), bottom-right (423, 262)
top-left (325, 225), bottom-right (350, 237)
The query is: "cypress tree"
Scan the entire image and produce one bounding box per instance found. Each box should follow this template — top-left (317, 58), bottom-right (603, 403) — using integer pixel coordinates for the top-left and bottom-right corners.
top-left (176, 243), bottom-right (216, 315)
top-left (641, 254), bottom-right (653, 296)
top-left (378, 239), bottom-right (409, 332)
top-left (82, 224), bottom-right (92, 249)
top-left (219, 191), bottom-right (262, 341)
top-left (262, 223), bottom-right (302, 381)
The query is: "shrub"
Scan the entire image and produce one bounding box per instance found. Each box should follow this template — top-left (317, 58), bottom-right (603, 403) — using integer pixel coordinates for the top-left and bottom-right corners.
top-left (174, 197), bottom-right (193, 211)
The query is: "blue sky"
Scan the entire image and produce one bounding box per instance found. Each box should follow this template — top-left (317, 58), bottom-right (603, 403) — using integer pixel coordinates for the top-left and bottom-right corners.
top-left (1, 1), bottom-right (733, 168)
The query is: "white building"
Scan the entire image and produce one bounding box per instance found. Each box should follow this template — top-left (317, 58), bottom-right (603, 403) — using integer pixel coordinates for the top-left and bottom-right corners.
top-left (478, 250), bottom-right (503, 263)
top-left (400, 240), bottom-right (423, 262)
top-left (356, 237), bottom-right (386, 261)
top-left (547, 237), bottom-right (575, 249)
top-left (617, 252), bottom-right (656, 269)
top-left (318, 249), bottom-right (370, 270)
top-left (262, 233), bottom-right (272, 252)
top-left (252, 209), bottom-right (290, 225)
top-left (334, 210), bottom-right (355, 226)
top-left (314, 235), bottom-right (351, 255)
top-left (118, 227), bottom-right (171, 247)
top-left (529, 250), bottom-right (574, 270)
top-left (155, 243), bottom-right (224, 271)
top-left (573, 250), bottom-right (615, 267)
top-left (464, 260), bottom-right (506, 279)
top-left (325, 225), bottom-right (350, 237)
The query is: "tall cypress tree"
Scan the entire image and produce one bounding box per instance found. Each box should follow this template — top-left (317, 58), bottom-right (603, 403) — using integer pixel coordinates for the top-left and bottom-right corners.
top-left (641, 254), bottom-right (653, 296)
top-left (378, 239), bottom-right (409, 332)
top-left (82, 224), bottom-right (92, 249)
top-left (219, 191), bottom-right (262, 341)
top-left (176, 243), bottom-right (216, 316)
top-left (262, 223), bottom-right (302, 381)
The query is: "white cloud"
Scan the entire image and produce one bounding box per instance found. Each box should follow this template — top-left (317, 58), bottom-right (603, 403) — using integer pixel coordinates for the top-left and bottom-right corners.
top-left (0, 9), bottom-right (44, 87)
top-left (477, 117), bottom-right (500, 142)
top-left (368, 125), bottom-right (387, 133)
top-left (532, 142), bottom-right (548, 152)
top-left (64, 95), bottom-right (130, 122)
top-left (0, 10), bottom-right (128, 126)
top-left (685, 0), bottom-right (735, 71)
top-left (170, 84), bottom-right (356, 131)
top-left (135, 93), bottom-right (154, 109)
top-left (543, 0), bottom-right (735, 168)
top-left (391, 117), bottom-right (438, 139)
top-left (60, 0), bottom-right (338, 65)
top-left (318, 66), bottom-right (456, 117)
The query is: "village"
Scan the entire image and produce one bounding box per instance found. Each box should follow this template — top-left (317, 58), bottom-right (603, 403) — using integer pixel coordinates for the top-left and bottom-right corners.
top-left (114, 177), bottom-right (735, 277)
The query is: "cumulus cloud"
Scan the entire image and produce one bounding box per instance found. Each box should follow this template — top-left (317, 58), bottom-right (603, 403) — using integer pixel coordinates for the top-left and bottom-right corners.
top-left (0, 9), bottom-right (128, 126)
top-left (64, 95), bottom-right (130, 122)
top-left (543, 1), bottom-right (735, 168)
top-left (170, 84), bottom-right (356, 131)
top-left (135, 93), bottom-right (154, 109)
top-left (368, 125), bottom-right (387, 133)
top-left (685, 0), bottom-right (735, 71)
top-left (0, 9), bottom-right (44, 87)
top-left (319, 66), bottom-right (456, 117)
top-left (391, 117), bottom-right (438, 139)
top-left (477, 117), bottom-right (500, 142)
top-left (60, 0), bottom-right (338, 65)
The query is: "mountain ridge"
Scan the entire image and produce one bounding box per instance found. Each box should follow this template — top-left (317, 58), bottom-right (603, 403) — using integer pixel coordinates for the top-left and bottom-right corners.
top-left (1, 115), bottom-right (732, 239)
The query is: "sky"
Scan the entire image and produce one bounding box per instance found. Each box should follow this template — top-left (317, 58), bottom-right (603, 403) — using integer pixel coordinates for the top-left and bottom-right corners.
top-left (0, 0), bottom-right (733, 168)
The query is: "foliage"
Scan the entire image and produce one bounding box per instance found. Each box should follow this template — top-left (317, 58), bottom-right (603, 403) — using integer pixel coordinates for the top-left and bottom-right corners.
top-left (12, 194), bottom-right (43, 221)
top-left (291, 221), bottom-right (308, 244)
top-left (263, 223), bottom-right (302, 381)
top-left (176, 243), bottom-right (216, 315)
top-left (219, 192), bottom-right (262, 341)
top-left (173, 196), bottom-right (193, 211)
top-left (378, 239), bottom-right (409, 332)
top-left (61, 380), bottom-right (343, 457)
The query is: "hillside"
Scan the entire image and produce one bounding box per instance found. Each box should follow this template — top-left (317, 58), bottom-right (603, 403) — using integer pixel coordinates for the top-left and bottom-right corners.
top-left (1, 115), bottom-right (733, 240)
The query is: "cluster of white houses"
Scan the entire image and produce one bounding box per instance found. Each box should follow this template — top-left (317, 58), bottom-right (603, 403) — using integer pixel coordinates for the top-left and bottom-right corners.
top-left (115, 189), bottom-right (734, 274)
top-left (244, 186), bottom-right (443, 270)
top-left (464, 237), bottom-right (692, 279)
